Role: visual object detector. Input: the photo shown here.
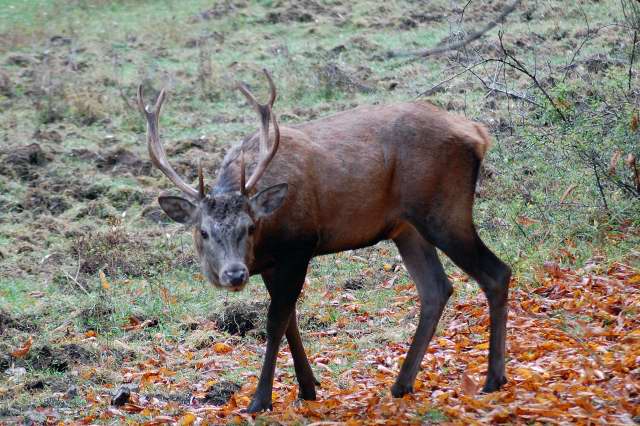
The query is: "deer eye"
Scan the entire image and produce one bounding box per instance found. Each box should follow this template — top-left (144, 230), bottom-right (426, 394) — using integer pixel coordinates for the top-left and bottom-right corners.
top-left (200, 230), bottom-right (209, 239)
top-left (248, 224), bottom-right (256, 235)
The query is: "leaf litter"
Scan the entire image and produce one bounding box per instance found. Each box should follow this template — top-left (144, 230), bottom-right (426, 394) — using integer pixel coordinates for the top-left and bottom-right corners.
top-left (38, 260), bottom-right (639, 424)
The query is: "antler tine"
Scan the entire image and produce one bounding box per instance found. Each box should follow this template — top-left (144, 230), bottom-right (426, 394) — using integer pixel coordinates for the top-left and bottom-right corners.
top-left (239, 150), bottom-right (246, 195)
top-left (137, 85), bottom-right (201, 201)
top-left (262, 69), bottom-right (276, 108)
top-left (244, 108), bottom-right (280, 193)
top-left (236, 83), bottom-right (261, 113)
top-left (198, 159), bottom-right (206, 198)
top-left (236, 70), bottom-right (281, 194)
top-left (136, 85), bottom-right (147, 116)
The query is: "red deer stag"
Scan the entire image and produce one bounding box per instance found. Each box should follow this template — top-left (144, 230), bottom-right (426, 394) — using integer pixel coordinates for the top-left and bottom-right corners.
top-left (137, 70), bottom-right (511, 413)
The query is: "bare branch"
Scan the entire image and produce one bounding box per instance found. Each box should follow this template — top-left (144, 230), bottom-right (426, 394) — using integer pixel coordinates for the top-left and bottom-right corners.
top-left (493, 31), bottom-right (569, 123)
top-left (387, 0), bottom-right (523, 59)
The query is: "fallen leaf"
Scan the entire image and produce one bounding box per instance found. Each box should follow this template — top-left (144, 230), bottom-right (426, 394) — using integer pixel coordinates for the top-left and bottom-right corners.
top-left (461, 372), bottom-right (480, 396)
top-left (608, 150), bottom-right (621, 175)
top-left (99, 270), bottom-right (110, 290)
top-left (213, 342), bottom-right (232, 354)
top-left (178, 413), bottom-right (196, 426)
top-left (516, 216), bottom-right (538, 226)
top-left (543, 261), bottom-right (563, 278)
top-left (10, 336), bottom-right (32, 358)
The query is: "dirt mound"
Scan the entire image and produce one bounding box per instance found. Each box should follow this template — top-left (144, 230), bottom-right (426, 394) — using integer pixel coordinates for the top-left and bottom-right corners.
top-left (213, 301), bottom-right (267, 337)
top-left (317, 62), bottom-right (375, 94)
top-left (27, 343), bottom-right (96, 372)
top-left (0, 143), bottom-right (50, 181)
top-left (201, 381), bottom-right (241, 405)
top-left (166, 138), bottom-right (212, 156)
top-left (70, 148), bottom-right (98, 161)
top-left (192, 1), bottom-right (246, 21)
top-left (0, 70), bottom-right (11, 96)
top-left (0, 310), bottom-right (37, 335)
top-left (141, 205), bottom-right (171, 224)
top-left (343, 275), bottom-right (372, 290)
top-left (21, 188), bottom-right (69, 216)
top-left (5, 54), bottom-right (33, 67)
top-left (95, 148), bottom-right (151, 176)
top-left (33, 129), bottom-right (62, 143)
top-left (71, 227), bottom-right (172, 277)
top-left (265, 0), bottom-right (347, 23)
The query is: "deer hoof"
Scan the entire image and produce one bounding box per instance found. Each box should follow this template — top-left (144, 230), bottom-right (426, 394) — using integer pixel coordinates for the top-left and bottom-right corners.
top-left (482, 375), bottom-right (507, 393)
top-left (298, 387), bottom-right (317, 401)
top-left (390, 382), bottom-right (413, 398)
top-left (243, 398), bottom-right (273, 413)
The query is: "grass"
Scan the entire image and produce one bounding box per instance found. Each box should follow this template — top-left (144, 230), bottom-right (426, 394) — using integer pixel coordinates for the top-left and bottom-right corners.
top-left (0, 0), bottom-right (639, 423)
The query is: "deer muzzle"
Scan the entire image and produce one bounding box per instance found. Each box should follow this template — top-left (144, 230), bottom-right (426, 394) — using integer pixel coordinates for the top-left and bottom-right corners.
top-left (220, 263), bottom-right (249, 289)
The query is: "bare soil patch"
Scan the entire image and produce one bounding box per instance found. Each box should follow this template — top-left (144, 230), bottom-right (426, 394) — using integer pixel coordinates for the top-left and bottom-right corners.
top-left (213, 301), bottom-right (267, 337)
top-left (95, 148), bottom-right (152, 176)
top-left (0, 143), bottom-right (50, 181)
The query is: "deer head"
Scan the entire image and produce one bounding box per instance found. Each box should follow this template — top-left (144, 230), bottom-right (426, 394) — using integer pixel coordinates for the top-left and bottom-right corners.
top-left (137, 70), bottom-right (287, 291)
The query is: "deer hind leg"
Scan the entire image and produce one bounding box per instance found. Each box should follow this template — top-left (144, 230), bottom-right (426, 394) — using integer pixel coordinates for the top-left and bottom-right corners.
top-left (412, 216), bottom-right (511, 393)
top-left (285, 309), bottom-right (320, 400)
top-left (391, 227), bottom-right (453, 397)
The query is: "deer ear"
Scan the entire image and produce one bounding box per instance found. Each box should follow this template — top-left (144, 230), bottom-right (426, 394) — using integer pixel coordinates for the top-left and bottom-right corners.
top-left (158, 196), bottom-right (197, 224)
top-left (250, 183), bottom-right (288, 219)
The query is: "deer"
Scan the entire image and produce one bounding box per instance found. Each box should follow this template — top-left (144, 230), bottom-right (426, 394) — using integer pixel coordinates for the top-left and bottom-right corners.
top-left (136, 69), bottom-right (511, 413)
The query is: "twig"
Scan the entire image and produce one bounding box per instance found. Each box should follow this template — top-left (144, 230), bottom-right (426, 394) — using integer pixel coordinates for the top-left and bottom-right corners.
top-left (63, 256), bottom-right (89, 296)
top-left (591, 157), bottom-right (609, 211)
top-left (387, 0), bottom-right (522, 58)
top-left (64, 269), bottom-right (90, 296)
top-left (487, 83), bottom-right (541, 106)
top-left (463, 61), bottom-right (542, 106)
top-left (562, 5), bottom-right (593, 83)
top-left (459, 0), bottom-right (473, 25)
top-left (629, 30), bottom-right (638, 93)
top-left (494, 31), bottom-right (569, 123)
top-left (416, 59), bottom-right (489, 97)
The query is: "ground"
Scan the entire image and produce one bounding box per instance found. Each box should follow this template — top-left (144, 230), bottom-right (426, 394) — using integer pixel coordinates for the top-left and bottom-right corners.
top-left (0, 0), bottom-right (639, 424)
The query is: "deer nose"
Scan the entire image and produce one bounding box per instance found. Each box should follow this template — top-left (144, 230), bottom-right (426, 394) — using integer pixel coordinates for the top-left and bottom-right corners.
top-left (223, 267), bottom-right (248, 286)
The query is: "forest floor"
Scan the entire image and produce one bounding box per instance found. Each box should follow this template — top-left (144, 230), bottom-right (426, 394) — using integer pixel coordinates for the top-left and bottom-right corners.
top-left (0, 0), bottom-right (639, 424)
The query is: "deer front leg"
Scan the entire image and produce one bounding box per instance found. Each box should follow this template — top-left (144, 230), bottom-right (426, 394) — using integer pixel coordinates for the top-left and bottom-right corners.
top-left (246, 256), bottom-right (310, 413)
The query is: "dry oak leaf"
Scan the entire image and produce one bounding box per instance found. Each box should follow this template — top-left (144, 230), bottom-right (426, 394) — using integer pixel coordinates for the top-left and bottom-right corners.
top-left (178, 413), bottom-right (197, 426)
top-left (213, 342), bottom-right (233, 354)
top-left (461, 372), bottom-right (481, 396)
top-left (10, 336), bottom-right (32, 358)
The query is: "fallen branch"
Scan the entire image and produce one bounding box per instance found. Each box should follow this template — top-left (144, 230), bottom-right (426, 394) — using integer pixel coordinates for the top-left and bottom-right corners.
top-left (387, 0), bottom-right (523, 58)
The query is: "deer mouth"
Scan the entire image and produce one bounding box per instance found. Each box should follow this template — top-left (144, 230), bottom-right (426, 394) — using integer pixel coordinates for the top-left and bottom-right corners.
top-left (228, 282), bottom-right (247, 292)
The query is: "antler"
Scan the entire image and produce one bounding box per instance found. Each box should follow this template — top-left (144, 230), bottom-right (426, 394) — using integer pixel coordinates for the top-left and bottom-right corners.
top-left (236, 69), bottom-right (281, 194)
top-left (137, 86), bottom-right (202, 201)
